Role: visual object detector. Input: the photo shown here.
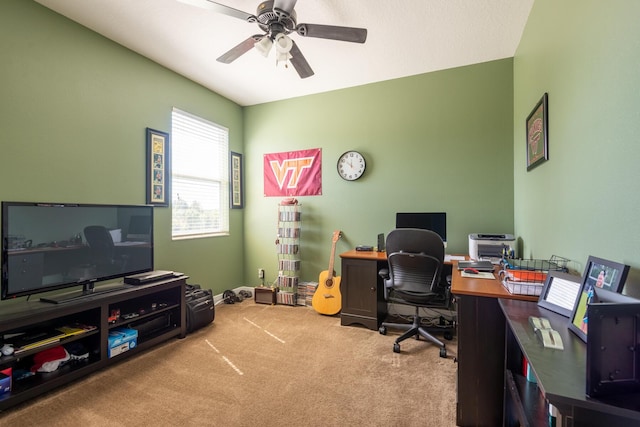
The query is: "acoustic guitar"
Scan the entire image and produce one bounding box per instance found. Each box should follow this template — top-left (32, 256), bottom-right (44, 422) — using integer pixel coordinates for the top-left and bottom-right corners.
top-left (312, 230), bottom-right (342, 315)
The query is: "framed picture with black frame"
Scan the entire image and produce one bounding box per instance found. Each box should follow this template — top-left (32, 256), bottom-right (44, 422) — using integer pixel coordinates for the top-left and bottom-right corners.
top-left (568, 256), bottom-right (630, 342)
top-left (537, 270), bottom-right (582, 318)
top-left (230, 151), bottom-right (243, 209)
top-left (526, 92), bottom-right (549, 171)
top-left (586, 290), bottom-right (640, 397)
top-left (146, 127), bottom-right (171, 207)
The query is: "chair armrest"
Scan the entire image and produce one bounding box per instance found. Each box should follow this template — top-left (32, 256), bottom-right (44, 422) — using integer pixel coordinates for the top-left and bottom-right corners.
top-left (378, 268), bottom-right (390, 280)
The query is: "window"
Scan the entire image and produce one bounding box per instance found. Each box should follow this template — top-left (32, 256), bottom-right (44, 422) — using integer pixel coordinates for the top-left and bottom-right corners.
top-left (171, 108), bottom-right (229, 239)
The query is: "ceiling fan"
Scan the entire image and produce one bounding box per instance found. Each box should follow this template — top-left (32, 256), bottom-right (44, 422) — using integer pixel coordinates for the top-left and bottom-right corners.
top-left (177, 0), bottom-right (368, 78)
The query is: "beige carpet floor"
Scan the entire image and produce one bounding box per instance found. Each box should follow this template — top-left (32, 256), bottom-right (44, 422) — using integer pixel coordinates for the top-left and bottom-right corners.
top-left (0, 301), bottom-right (458, 426)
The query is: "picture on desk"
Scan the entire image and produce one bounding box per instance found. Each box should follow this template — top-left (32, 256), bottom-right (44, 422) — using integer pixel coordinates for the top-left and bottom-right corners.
top-left (537, 271), bottom-right (581, 318)
top-left (568, 256), bottom-right (630, 342)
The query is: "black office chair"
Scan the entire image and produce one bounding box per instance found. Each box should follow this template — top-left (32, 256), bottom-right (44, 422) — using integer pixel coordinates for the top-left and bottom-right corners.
top-left (83, 225), bottom-right (127, 275)
top-left (378, 228), bottom-right (452, 357)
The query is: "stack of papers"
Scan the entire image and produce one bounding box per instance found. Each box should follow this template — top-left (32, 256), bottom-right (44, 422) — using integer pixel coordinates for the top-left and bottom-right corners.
top-left (461, 271), bottom-right (496, 280)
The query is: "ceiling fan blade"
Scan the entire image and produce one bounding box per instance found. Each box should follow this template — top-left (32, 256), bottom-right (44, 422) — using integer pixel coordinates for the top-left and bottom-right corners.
top-left (289, 41), bottom-right (314, 79)
top-left (296, 23), bottom-right (367, 43)
top-left (177, 0), bottom-right (256, 23)
top-left (217, 35), bottom-right (262, 64)
top-left (273, 0), bottom-right (298, 17)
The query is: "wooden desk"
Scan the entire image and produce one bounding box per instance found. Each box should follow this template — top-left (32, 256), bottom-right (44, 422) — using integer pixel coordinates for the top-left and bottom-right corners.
top-left (338, 250), bottom-right (458, 330)
top-left (339, 250), bottom-right (389, 330)
top-left (451, 263), bottom-right (538, 427)
top-left (501, 298), bottom-right (640, 426)
top-left (340, 249), bottom-right (388, 263)
top-left (339, 251), bottom-right (541, 426)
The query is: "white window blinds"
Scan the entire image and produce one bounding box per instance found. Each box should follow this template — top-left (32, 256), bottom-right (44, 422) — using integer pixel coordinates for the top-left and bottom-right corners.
top-left (171, 108), bottom-right (229, 238)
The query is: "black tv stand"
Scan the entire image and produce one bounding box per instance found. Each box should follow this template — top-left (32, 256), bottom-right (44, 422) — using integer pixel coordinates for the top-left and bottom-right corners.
top-left (40, 280), bottom-right (128, 304)
top-left (0, 275), bottom-right (186, 411)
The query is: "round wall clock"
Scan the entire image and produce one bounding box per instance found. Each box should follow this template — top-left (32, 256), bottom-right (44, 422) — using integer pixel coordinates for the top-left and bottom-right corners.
top-left (337, 151), bottom-right (366, 181)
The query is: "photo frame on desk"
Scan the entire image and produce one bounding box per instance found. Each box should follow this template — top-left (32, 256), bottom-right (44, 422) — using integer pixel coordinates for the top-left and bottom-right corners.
top-left (526, 92), bottom-right (549, 171)
top-left (146, 128), bottom-right (171, 207)
top-left (537, 271), bottom-right (581, 318)
top-left (568, 256), bottom-right (630, 342)
top-left (586, 293), bottom-right (640, 397)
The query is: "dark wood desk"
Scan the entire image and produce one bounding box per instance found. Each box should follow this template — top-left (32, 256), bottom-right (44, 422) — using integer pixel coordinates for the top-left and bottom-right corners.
top-left (451, 263), bottom-right (537, 427)
top-left (339, 252), bottom-right (540, 426)
top-left (501, 298), bottom-right (640, 426)
top-left (339, 250), bottom-right (389, 330)
top-left (338, 250), bottom-right (461, 330)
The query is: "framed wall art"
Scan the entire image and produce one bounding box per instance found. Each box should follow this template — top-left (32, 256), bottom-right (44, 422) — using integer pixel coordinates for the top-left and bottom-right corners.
top-left (146, 128), bottom-right (171, 207)
top-left (526, 92), bottom-right (549, 171)
top-left (230, 151), bottom-right (244, 209)
top-left (568, 255), bottom-right (630, 342)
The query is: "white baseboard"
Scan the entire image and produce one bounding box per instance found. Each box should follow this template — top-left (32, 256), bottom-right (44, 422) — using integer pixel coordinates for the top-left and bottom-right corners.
top-left (213, 285), bottom-right (258, 306)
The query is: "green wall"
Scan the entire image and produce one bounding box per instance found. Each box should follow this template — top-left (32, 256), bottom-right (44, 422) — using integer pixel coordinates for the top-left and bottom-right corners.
top-left (4, 0), bottom-right (638, 298)
top-left (513, 0), bottom-right (640, 279)
top-left (0, 0), bottom-right (246, 301)
top-left (244, 60), bottom-right (515, 284)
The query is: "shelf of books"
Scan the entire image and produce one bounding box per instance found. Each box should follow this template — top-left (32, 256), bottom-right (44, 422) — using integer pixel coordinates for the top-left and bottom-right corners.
top-left (276, 202), bottom-right (301, 306)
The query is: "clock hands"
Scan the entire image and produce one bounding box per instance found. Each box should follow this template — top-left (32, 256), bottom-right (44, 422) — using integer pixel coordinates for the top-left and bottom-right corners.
top-left (337, 150), bottom-right (366, 181)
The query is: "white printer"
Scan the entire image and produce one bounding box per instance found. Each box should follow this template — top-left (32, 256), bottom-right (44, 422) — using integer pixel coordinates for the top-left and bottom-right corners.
top-left (468, 233), bottom-right (516, 263)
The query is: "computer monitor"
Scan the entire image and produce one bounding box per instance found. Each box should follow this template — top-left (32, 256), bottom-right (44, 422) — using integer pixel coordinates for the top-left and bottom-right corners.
top-left (127, 215), bottom-right (152, 241)
top-left (395, 212), bottom-right (447, 246)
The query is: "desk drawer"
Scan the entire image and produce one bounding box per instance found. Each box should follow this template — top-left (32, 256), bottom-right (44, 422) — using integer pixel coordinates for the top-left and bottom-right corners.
top-left (340, 257), bottom-right (386, 330)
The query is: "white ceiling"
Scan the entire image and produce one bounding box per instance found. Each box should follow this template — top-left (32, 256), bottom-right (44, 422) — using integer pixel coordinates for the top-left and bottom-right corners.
top-left (34, 0), bottom-right (534, 107)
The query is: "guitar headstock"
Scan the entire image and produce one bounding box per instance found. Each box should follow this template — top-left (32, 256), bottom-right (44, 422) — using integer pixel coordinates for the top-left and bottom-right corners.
top-left (332, 230), bottom-right (342, 243)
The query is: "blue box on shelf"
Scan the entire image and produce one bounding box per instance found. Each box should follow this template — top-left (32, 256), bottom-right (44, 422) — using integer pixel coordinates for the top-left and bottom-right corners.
top-left (108, 327), bottom-right (138, 358)
top-left (0, 372), bottom-right (11, 395)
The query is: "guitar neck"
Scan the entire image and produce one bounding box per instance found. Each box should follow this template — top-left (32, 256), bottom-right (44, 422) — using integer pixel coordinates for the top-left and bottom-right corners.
top-left (327, 246), bottom-right (337, 279)
top-left (326, 230), bottom-right (341, 279)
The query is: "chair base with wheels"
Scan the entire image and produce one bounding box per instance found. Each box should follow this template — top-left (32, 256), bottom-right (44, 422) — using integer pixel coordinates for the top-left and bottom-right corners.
top-left (379, 306), bottom-right (448, 358)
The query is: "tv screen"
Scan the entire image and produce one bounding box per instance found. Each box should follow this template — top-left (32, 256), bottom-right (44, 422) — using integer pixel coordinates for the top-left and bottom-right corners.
top-left (395, 212), bottom-right (447, 243)
top-left (1, 202), bottom-right (154, 302)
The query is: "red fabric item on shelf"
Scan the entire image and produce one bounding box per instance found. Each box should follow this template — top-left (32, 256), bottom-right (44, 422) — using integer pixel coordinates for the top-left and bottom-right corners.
top-left (31, 346), bottom-right (67, 372)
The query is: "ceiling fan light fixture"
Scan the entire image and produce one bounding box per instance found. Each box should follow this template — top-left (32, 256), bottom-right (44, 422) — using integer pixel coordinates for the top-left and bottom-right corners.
top-left (274, 33), bottom-right (293, 54)
top-left (275, 50), bottom-right (292, 66)
top-left (254, 36), bottom-right (273, 57)
top-left (193, 0), bottom-right (367, 79)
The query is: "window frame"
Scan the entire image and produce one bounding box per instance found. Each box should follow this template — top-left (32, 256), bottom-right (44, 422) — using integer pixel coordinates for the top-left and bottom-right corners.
top-left (171, 108), bottom-right (229, 240)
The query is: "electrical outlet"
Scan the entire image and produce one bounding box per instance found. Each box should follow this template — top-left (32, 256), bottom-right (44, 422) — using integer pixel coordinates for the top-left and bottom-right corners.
top-left (258, 268), bottom-right (264, 279)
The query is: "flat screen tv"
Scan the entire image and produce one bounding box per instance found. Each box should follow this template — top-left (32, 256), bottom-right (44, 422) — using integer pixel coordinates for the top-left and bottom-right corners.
top-left (1, 202), bottom-right (154, 303)
top-left (396, 212), bottom-right (447, 245)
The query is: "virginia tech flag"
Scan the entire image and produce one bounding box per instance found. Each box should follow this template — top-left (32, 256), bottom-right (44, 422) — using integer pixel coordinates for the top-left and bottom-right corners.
top-left (264, 148), bottom-right (322, 197)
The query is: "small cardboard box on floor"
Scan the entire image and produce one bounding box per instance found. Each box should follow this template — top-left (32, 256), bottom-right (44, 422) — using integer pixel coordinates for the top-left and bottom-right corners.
top-left (108, 328), bottom-right (138, 358)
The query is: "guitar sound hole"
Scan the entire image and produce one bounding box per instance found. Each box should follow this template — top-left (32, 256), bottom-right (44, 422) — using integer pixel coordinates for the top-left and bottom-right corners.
top-left (326, 279), bottom-right (333, 287)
